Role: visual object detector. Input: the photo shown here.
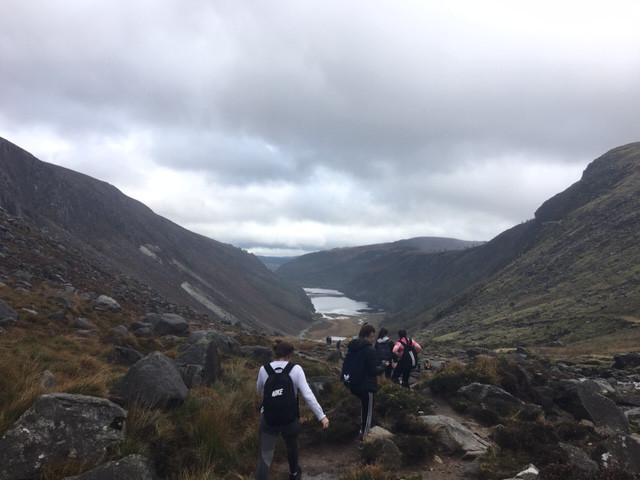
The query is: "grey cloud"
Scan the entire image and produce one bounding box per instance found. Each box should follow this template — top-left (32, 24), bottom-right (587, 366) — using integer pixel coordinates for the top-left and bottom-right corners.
top-left (1, 1), bottom-right (639, 253)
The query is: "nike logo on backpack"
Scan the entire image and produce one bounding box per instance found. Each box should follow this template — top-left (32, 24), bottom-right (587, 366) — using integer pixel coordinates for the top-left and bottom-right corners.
top-left (271, 388), bottom-right (284, 397)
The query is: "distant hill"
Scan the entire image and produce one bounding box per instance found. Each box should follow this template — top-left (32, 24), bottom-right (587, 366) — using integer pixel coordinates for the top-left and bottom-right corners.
top-left (0, 137), bottom-right (313, 335)
top-left (278, 143), bottom-right (640, 348)
top-left (276, 237), bottom-right (486, 312)
top-left (257, 256), bottom-right (297, 271)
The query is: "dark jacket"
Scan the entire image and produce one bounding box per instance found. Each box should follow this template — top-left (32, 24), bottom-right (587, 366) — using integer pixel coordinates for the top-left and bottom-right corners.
top-left (346, 337), bottom-right (385, 392)
top-left (375, 338), bottom-right (394, 362)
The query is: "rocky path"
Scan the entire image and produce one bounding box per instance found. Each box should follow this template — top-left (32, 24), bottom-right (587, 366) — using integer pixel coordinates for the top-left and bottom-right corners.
top-left (268, 386), bottom-right (493, 480)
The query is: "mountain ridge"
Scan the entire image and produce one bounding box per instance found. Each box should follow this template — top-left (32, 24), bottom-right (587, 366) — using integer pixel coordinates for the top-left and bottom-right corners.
top-left (0, 137), bottom-right (313, 335)
top-left (277, 142), bottom-right (640, 348)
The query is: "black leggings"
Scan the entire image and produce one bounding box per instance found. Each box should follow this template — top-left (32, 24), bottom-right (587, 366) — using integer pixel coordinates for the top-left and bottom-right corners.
top-left (392, 365), bottom-right (411, 387)
top-left (255, 414), bottom-right (300, 480)
top-left (349, 386), bottom-right (374, 437)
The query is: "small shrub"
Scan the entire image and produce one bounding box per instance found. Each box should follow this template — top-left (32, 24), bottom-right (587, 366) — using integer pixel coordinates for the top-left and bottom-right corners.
top-left (467, 405), bottom-right (500, 426)
top-left (394, 434), bottom-right (434, 464)
top-left (492, 418), bottom-right (559, 455)
top-left (375, 383), bottom-right (428, 421)
top-left (428, 359), bottom-right (498, 399)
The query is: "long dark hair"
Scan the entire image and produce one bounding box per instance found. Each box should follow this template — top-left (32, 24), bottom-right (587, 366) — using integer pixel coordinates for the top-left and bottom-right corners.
top-left (398, 329), bottom-right (407, 339)
top-left (377, 327), bottom-right (389, 339)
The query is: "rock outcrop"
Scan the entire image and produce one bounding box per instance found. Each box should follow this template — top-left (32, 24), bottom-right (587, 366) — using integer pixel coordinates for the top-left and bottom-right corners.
top-left (0, 393), bottom-right (126, 480)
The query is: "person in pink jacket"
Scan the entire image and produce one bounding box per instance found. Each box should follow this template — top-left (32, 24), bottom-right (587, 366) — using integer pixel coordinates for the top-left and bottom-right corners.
top-left (391, 329), bottom-right (422, 388)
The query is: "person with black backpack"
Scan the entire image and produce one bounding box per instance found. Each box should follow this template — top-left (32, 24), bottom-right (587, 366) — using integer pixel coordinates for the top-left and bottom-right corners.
top-left (374, 327), bottom-right (394, 378)
top-left (391, 329), bottom-right (422, 388)
top-left (342, 323), bottom-right (387, 447)
top-left (256, 340), bottom-right (329, 480)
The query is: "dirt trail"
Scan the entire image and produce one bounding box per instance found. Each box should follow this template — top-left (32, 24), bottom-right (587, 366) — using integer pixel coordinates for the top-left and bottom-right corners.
top-left (273, 312), bottom-right (492, 479)
top-left (267, 393), bottom-right (492, 480)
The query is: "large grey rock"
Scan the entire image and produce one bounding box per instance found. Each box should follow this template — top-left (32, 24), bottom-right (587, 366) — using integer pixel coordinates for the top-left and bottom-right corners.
top-left (189, 330), bottom-right (240, 354)
top-left (109, 346), bottom-right (144, 366)
top-left (144, 313), bottom-right (188, 336)
top-left (64, 454), bottom-right (157, 480)
top-left (0, 393), bottom-right (126, 480)
top-left (175, 339), bottom-right (220, 387)
top-left (242, 345), bottom-right (272, 364)
top-left (109, 351), bottom-right (188, 408)
top-left (595, 433), bottom-right (640, 475)
top-left (554, 379), bottom-right (629, 433)
top-left (558, 443), bottom-right (598, 472)
top-left (95, 295), bottom-right (121, 310)
top-left (612, 352), bottom-right (640, 369)
top-left (202, 340), bottom-right (220, 386)
top-left (459, 383), bottom-right (541, 418)
top-left (418, 415), bottom-right (490, 458)
top-left (0, 300), bottom-right (18, 327)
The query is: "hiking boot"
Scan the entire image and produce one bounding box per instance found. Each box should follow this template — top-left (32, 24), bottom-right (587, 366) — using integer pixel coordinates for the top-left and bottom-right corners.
top-left (289, 465), bottom-right (302, 480)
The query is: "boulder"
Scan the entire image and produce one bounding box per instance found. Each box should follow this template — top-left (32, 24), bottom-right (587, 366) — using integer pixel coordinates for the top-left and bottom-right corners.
top-left (109, 352), bottom-right (188, 408)
top-left (175, 339), bottom-right (220, 387)
top-left (144, 313), bottom-right (188, 336)
top-left (95, 295), bottom-right (121, 310)
top-left (595, 433), bottom-right (640, 475)
top-left (616, 393), bottom-right (640, 407)
top-left (554, 379), bottom-right (629, 433)
top-left (64, 454), bottom-right (158, 480)
top-left (178, 364), bottom-right (205, 389)
top-left (418, 415), bottom-right (490, 458)
top-left (39, 370), bottom-right (57, 389)
top-left (110, 325), bottom-right (129, 337)
top-left (72, 317), bottom-right (94, 329)
top-left (242, 345), bottom-right (273, 364)
top-left (459, 383), bottom-right (542, 418)
top-left (558, 443), bottom-right (598, 472)
top-left (0, 393), bottom-right (126, 480)
top-left (189, 330), bottom-right (240, 354)
top-left (109, 346), bottom-right (144, 366)
top-left (202, 341), bottom-right (220, 386)
top-left (612, 352), bottom-right (640, 369)
top-left (0, 301), bottom-right (18, 327)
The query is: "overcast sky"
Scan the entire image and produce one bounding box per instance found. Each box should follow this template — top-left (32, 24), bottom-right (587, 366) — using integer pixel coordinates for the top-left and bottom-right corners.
top-left (2, 1), bottom-right (639, 256)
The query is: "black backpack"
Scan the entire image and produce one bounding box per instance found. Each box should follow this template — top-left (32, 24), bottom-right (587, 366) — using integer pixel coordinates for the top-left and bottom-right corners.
top-left (397, 338), bottom-right (417, 369)
top-left (262, 363), bottom-right (299, 426)
top-left (341, 346), bottom-right (367, 387)
top-left (375, 340), bottom-right (393, 362)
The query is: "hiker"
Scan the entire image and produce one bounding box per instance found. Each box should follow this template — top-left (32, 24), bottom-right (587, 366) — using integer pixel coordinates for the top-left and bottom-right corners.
top-left (255, 339), bottom-right (329, 480)
top-left (391, 329), bottom-right (422, 388)
top-left (374, 327), bottom-right (394, 378)
top-left (344, 324), bottom-right (387, 445)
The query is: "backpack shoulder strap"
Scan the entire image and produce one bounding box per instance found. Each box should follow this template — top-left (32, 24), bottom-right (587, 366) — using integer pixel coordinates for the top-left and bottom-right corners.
top-left (264, 363), bottom-right (276, 376)
top-left (283, 362), bottom-right (295, 375)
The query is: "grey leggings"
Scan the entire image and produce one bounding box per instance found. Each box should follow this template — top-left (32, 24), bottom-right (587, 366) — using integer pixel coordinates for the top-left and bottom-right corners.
top-left (255, 414), bottom-right (300, 480)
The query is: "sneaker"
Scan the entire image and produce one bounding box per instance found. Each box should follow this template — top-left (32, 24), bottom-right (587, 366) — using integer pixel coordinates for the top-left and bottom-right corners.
top-left (289, 465), bottom-right (302, 480)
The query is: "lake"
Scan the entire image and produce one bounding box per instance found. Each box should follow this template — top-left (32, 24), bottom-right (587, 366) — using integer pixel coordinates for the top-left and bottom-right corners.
top-left (304, 288), bottom-right (371, 317)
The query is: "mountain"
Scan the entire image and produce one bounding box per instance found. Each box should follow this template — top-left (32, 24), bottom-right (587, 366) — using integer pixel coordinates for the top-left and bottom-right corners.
top-left (0, 137), bottom-right (313, 335)
top-left (421, 142), bottom-right (640, 347)
top-left (278, 143), bottom-right (640, 348)
top-left (257, 255), bottom-right (297, 271)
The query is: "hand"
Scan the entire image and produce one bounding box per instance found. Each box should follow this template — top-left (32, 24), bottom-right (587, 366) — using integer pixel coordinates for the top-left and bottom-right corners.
top-left (320, 417), bottom-right (329, 429)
